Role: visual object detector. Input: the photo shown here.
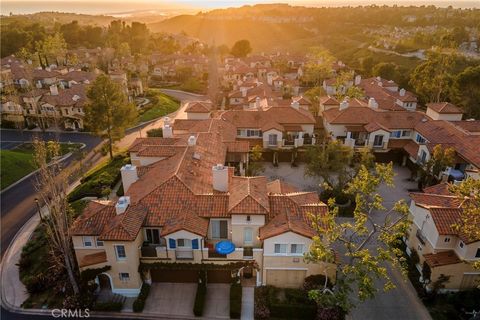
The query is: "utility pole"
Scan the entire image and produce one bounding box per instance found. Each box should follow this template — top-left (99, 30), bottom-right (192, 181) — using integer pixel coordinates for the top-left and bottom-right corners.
top-left (34, 198), bottom-right (44, 222)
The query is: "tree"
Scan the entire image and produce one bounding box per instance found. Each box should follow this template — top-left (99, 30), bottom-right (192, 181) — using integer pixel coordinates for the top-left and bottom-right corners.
top-left (33, 139), bottom-right (81, 296)
top-left (449, 178), bottom-right (480, 270)
top-left (344, 86), bottom-right (365, 99)
top-left (409, 51), bottom-right (458, 103)
top-left (305, 163), bottom-right (410, 314)
top-left (116, 42), bottom-right (131, 58)
top-left (85, 74), bottom-right (137, 159)
top-left (333, 70), bottom-right (354, 100)
top-left (419, 145), bottom-right (455, 188)
top-left (302, 48), bottom-right (335, 86)
top-left (304, 86), bottom-right (326, 113)
top-left (35, 33), bottom-right (67, 67)
top-left (246, 145), bottom-right (264, 176)
top-left (453, 65), bottom-right (480, 119)
top-left (372, 62), bottom-right (398, 80)
top-left (305, 141), bottom-right (354, 193)
top-left (230, 40), bottom-right (252, 58)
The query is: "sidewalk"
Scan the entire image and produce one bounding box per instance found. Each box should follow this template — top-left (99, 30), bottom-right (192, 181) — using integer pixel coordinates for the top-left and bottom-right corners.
top-left (241, 287), bottom-right (254, 320)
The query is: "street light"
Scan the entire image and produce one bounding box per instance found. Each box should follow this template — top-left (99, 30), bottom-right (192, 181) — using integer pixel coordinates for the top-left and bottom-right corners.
top-left (34, 198), bottom-right (44, 222)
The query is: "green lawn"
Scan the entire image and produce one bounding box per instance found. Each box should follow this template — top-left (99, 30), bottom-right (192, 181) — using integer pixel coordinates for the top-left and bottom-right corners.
top-left (0, 143), bottom-right (82, 190)
top-left (137, 89), bottom-right (180, 124)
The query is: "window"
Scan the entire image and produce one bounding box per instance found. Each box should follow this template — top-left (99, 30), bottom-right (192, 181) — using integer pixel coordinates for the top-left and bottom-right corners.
top-left (119, 273), bottom-right (130, 281)
top-left (268, 134), bottom-right (278, 146)
top-left (211, 220), bottom-right (228, 239)
top-left (83, 236), bottom-right (93, 247)
top-left (145, 228), bottom-right (161, 245)
top-left (475, 248), bottom-right (480, 258)
top-left (373, 135), bottom-right (384, 147)
top-left (244, 228), bottom-right (253, 244)
top-left (177, 239), bottom-right (192, 248)
top-left (274, 244), bottom-right (287, 254)
top-left (390, 131), bottom-right (401, 138)
top-left (291, 244), bottom-right (304, 255)
top-left (246, 215), bottom-right (251, 222)
top-left (444, 237), bottom-right (451, 243)
top-left (459, 241), bottom-right (464, 249)
top-left (401, 130), bottom-right (411, 137)
top-left (237, 129), bottom-right (242, 136)
top-left (415, 134), bottom-right (426, 144)
top-left (247, 129), bottom-right (261, 137)
top-left (115, 245), bottom-right (126, 260)
top-left (419, 150), bottom-right (427, 164)
top-left (96, 239), bottom-right (104, 247)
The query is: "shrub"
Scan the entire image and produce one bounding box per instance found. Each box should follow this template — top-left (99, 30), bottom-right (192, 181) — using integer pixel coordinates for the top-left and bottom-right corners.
top-left (116, 183), bottom-right (124, 197)
top-left (146, 128), bottom-right (163, 137)
top-left (303, 274), bottom-right (333, 292)
top-left (93, 301), bottom-right (123, 312)
top-left (133, 283), bottom-right (151, 312)
top-left (230, 283), bottom-right (242, 319)
top-left (269, 303), bottom-right (316, 319)
top-left (254, 286), bottom-right (270, 320)
top-left (193, 270), bottom-right (207, 317)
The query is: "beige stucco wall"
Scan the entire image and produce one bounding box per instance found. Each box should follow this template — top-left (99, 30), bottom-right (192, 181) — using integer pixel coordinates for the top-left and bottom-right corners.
top-left (426, 109), bottom-right (462, 121)
top-left (231, 214), bottom-right (264, 248)
top-left (101, 234), bottom-right (143, 296)
top-left (262, 129), bottom-right (283, 148)
top-left (429, 262), bottom-right (480, 290)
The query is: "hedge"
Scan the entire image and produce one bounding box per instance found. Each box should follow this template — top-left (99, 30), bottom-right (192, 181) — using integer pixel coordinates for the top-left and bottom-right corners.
top-left (146, 128), bottom-right (163, 137)
top-left (269, 303), bottom-right (316, 319)
top-left (193, 270), bottom-right (207, 317)
top-left (133, 283), bottom-right (151, 312)
top-left (93, 301), bottom-right (123, 311)
top-left (68, 154), bottom-right (129, 202)
top-left (230, 283), bottom-right (242, 319)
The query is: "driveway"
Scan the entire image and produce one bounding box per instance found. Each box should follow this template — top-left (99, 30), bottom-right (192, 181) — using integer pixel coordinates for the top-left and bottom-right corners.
top-left (143, 283), bottom-right (196, 317)
top-left (349, 165), bottom-right (431, 320)
top-left (203, 284), bottom-right (230, 319)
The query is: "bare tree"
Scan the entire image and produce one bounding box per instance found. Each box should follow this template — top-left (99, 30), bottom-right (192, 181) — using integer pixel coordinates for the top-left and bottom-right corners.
top-left (33, 138), bottom-right (80, 296)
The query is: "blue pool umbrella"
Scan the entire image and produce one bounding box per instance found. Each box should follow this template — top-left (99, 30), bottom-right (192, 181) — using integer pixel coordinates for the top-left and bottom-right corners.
top-left (215, 240), bottom-right (236, 255)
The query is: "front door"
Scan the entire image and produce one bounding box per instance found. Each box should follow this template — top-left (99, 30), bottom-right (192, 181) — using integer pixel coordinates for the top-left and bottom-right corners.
top-left (98, 274), bottom-right (111, 290)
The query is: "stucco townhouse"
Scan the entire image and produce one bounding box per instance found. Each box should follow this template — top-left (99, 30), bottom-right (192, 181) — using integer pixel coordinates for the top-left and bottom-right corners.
top-left (406, 183), bottom-right (480, 291)
top-left (70, 118), bottom-right (336, 297)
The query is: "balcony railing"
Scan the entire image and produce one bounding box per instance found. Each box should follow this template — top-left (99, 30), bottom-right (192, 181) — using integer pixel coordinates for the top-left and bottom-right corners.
top-left (175, 249), bottom-right (194, 260)
top-left (416, 229), bottom-right (427, 246)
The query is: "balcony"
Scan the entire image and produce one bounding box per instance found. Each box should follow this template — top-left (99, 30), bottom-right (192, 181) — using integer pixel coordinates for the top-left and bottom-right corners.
top-left (140, 243), bottom-right (169, 259)
top-left (416, 229), bottom-right (427, 246)
top-left (175, 249), bottom-right (194, 260)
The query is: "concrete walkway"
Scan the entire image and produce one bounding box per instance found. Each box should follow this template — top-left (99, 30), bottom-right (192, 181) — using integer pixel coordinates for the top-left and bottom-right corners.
top-left (241, 287), bottom-right (254, 320)
top-left (143, 283), bottom-right (196, 317)
top-left (203, 284), bottom-right (229, 319)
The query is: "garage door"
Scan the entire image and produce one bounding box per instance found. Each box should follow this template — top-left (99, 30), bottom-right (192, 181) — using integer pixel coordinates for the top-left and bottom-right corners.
top-left (151, 269), bottom-right (199, 283)
top-left (460, 274), bottom-right (480, 289)
top-left (266, 269), bottom-right (306, 288)
top-left (207, 270), bottom-right (233, 283)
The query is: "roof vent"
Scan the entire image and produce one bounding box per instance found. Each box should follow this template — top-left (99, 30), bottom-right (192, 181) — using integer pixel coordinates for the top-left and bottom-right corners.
top-left (115, 196), bottom-right (130, 215)
top-left (188, 135), bottom-right (196, 146)
top-left (193, 152), bottom-right (201, 160)
top-left (72, 95), bottom-right (80, 101)
top-left (399, 88), bottom-right (406, 97)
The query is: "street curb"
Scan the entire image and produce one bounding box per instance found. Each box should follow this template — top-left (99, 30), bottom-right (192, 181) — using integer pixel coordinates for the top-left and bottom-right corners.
top-left (160, 88), bottom-right (207, 98)
top-left (0, 143), bottom-right (87, 194)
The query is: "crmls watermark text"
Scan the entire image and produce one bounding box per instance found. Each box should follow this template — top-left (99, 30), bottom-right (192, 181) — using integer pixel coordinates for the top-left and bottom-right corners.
top-left (51, 309), bottom-right (90, 318)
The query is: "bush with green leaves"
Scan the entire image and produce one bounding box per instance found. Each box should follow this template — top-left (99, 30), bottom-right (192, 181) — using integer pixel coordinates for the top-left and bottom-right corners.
top-left (193, 271), bottom-right (207, 317)
top-left (146, 128), bottom-right (163, 137)
top-left (133, 283), bottom-right (151, 312)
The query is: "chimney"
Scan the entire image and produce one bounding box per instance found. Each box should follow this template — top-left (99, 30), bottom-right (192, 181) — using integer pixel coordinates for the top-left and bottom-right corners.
top-left (368, 97), bottom-right (378, 109)
top-left (162, 124), bottom-right (173, 138)
top-left (241, 87), bottom-right (247, 97)
top-left (115, 196), bottom-right (130, 215)
top-left (188, 135), bottom-right (196, 146)
top-left (339, 100), bottom-right (349, 110)
top-left (255, 96), bottom-right (261, 108)
top-left (354, 75), bottom-right (361, 86)
top-left (399, 88), bottom-right (406, 97)
top-left (291, 101), bottom-right (300, 110)
top-left (50, 85), bottom-right (58, 96)
top-left (212, 164), bottom-right (228, 192)
top-left (120, 164), bottom-right (138, 193)
top-left (164, 116), bottom-right (171, 126)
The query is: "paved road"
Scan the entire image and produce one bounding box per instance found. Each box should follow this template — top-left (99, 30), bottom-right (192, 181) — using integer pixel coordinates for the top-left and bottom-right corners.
top-left (159, 89), bottom-right (207, 102)
top-left (0, 130), bottom-right (103, 257)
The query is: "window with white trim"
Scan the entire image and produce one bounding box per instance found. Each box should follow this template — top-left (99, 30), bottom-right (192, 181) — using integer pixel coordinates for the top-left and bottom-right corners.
top-left (274, 244), bottom-right (287, 254)
top-left (290, 244), bottom-right (304, 255)
top-left (83, 236), bottom-right (93, 247)
top-left (390, 131), bottom-right (401, 138)
top-left (177, 239), bottom-right (192, 248)
top-left (444, 237), bottom-right (451, 243)
top-left (115, 245), bottom-right (126, 260)
top-left (211, 220), bottom-right (228, 239)
top-left (415, 133), bottom-right (426, 144)
top-left (119, 272), bottom-right (130, 281)
top-left (401, 130), bottom-right (411, 137)
top-left (373, 135), bottom-right (384, 147)
top-left (244, 228), bottom-right (253, 245)
top-left (459, 241), bottom-right (464, 249)
top-left (268, 134), bottom-right (278, 146)
top-left (145, 228), bottom-right (162, 245)
top-left (475, 248), bottom-right (480, 258)
top-left (96, 239), bottom-right (104, 247)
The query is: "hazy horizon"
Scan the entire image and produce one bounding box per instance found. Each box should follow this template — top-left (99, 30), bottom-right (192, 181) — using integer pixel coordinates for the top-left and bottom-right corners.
top-left (1, 0), bottom-right (479, 16)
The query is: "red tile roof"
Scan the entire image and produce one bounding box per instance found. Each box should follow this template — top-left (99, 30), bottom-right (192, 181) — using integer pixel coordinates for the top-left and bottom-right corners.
top-left (424, 250), bottom-right (462, 268)
top-left (78, 251), bottom-right (107, 268)
top-left (185, 101), bottom-right (212, 113)
top-left (426, 102), bottom-right (462, 114)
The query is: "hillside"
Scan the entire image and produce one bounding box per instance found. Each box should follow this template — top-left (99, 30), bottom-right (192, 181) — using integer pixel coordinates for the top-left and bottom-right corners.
top-left (148, 14), bottom-right (314, 52)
